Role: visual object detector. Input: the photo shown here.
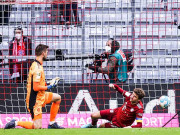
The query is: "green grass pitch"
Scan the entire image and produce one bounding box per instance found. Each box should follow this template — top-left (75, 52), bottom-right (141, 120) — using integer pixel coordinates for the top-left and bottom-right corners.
top-left (0, 128), bottom-right (180, 135)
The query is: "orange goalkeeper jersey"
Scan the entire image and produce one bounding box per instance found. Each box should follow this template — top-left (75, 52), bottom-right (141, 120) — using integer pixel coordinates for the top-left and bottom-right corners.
top-left (26, 59), bottom-right (46, 109)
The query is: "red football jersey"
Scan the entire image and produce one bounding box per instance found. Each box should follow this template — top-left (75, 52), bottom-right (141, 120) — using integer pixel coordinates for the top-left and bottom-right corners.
top-left (116, 91), bottom-right (144, 127)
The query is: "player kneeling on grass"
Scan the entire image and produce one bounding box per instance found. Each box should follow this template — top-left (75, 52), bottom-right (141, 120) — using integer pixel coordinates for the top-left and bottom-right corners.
top-left (81, 84), bottom-right (145, 128)
top-left (4, 44), bottom-right (64, 129)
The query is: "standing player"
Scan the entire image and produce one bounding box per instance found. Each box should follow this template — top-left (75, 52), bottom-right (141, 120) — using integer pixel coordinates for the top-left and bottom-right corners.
top-left (5, 44), bottom-right (64, 129)
top-left (81, 84), bottom-right (145, 128)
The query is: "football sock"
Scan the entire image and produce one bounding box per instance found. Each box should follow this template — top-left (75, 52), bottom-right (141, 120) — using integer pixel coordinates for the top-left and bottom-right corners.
top-left (50, 101), bottom-right (60, 122)
top-left (17, 121), bottom-right (34, 129)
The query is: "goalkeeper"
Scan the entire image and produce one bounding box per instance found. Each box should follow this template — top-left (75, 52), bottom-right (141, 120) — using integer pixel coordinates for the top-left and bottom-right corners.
top-left (5, 44), bottom-right (64, 129)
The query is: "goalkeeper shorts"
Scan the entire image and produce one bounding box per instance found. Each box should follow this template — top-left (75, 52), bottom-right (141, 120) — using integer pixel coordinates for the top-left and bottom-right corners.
top-left (27, 92), bottom-right (53, 121)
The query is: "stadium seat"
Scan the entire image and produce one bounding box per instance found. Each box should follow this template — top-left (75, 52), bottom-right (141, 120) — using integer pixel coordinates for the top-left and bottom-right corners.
top-left (44, 60), bottom-right (82, 67)
top-left (0, 69), bottom-right (10, 79)
top-left (45, 69), bottom-right (83, 83)
top-left (1, 1), bottom-right (180, 84)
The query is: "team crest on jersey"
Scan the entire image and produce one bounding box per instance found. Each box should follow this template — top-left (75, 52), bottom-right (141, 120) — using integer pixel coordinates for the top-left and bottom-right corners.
top-left (130, 108), bottom-right (134, 112)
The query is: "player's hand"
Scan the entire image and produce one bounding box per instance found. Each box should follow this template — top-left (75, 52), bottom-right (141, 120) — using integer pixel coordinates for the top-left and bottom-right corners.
top-left (48, 77), bottom-right (60, 86)
top-left (47, 77), bottom-right (60, 89)
top-left (109, 84), bottom-right (116, 89)
top-left (124, 126), bottom-right (132, 128)
top-left (47, 82), bottom-right (58, 90)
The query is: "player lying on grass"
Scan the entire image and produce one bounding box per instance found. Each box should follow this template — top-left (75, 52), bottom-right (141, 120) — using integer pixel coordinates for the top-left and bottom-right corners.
top-left (81, 84), bottom-right (145, 128)
top-left (5, 44), bottom-right (64, 129)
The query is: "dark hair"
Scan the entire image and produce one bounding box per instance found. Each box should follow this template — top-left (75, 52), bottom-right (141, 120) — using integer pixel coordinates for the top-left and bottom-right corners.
top-left (109, 38), bottom-right (120, 53)
top-left (35, 44), bottom-right (49, 56)
top-left (14, 26), bottom-right (23, 33)
top-left (134, 88), bottom-right (145, 100)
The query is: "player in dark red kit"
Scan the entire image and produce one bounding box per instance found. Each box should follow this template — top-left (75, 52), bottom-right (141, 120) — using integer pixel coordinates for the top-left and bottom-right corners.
top-left (81, 84), bottom-right (145, 128)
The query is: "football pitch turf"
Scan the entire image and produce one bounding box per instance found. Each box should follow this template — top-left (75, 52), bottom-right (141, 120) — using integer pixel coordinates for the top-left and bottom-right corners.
top-left (0, 128), bottom-right (179, 135)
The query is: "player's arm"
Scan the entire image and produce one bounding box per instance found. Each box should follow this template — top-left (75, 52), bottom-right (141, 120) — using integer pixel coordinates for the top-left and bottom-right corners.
top-left (131, 109), bottom-right (143, 128)
top-left (32, 68), bottom-right (52, 91)
top-left (109, 84), bottom-right (131, 97)
top-left (33, 82), bottom-right (57, 91)
top-left (33, 71), bottom-right (48, 91)
top-left (126, 118), bottom-right (142, 128)
top-left (131, 118), bottom-right (142, 128)
top-left (124, 110), bottom-right (143, 128)
top-left (33, 82), bottom-right (48, 91)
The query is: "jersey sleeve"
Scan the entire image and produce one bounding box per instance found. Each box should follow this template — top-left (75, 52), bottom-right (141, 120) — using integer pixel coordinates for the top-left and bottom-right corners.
top-left (113, 84), bottom-right (131, 98)
top-left (32, 64), bottom-right (42, 82)
top-left (131, 109), bottom-right (143, 128)
top-left (122, 91), bottom-right (131, 98)
top-left (135, 109), bottom-right (143, 122)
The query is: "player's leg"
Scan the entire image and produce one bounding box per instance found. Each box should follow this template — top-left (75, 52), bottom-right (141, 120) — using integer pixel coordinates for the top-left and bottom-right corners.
top-left (50, 93), bottom-right (61, 123)
top-left (33, 119), bottom-right (42, 129)
top-left (81, 111), bottom-right (101, 128)
top-left (81, 109), bottom-right (116, 128)
top-left (5, 109), bottom-right (42, 129)
top-left (99, 123), bottom-right (119, 128)
top-left (43, 92), bottom-right (64, 129)
top-left (91, 109), bottom-right (114, 128)
top-left (17, 113), bottom-right (42, 129)
top-left (91, 111), bottom-right (101, 126)
top-left (17, 107), bottom-right (43, 129)
top-left (4, 119), bottom-right (34, 129)
top-left (99, 109), bottom-right (120, 128)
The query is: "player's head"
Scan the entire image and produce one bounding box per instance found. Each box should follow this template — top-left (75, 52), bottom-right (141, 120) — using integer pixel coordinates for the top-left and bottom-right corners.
top-left (106, 38), bottom-right (120, 54)
top-left (35, 44), bottom-right (49, 61)
top-left (130, 88), bottom-right (145, 103)
top-left (14, 26), bottom-right (23, 40)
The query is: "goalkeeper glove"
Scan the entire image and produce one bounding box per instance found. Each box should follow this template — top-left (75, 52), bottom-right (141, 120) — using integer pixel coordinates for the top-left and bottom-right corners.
top-left (47, 77), bottom-right (60, 89)
top-left (47, 85), bottom-right (54, 90)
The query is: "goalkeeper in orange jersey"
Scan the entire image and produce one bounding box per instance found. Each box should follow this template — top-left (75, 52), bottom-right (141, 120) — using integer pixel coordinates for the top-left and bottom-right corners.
top-left (5, 44), bottom-right (64, 129)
